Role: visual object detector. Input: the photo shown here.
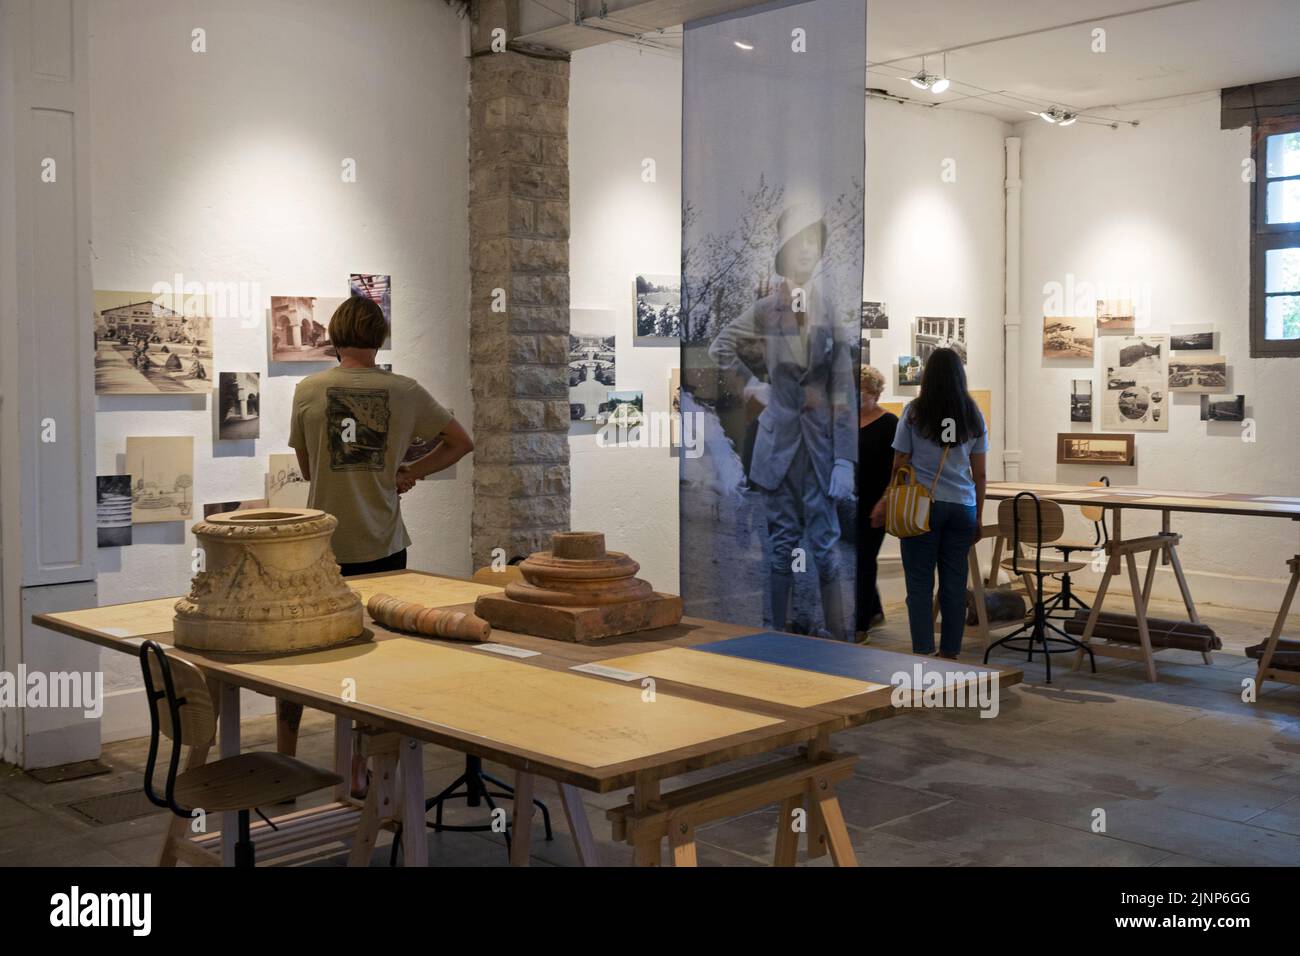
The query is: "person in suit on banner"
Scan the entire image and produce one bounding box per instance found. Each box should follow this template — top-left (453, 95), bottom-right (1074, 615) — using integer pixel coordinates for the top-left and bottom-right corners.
top-left (709, 202), bottom-right (858, 640)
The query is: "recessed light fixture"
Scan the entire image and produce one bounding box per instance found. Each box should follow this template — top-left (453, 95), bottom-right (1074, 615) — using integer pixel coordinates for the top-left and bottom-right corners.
top-left (734, 40), bottom-right (754, 51)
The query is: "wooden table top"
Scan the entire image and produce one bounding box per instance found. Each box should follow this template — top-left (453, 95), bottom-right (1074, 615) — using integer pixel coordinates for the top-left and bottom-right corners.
top-left (986, 481), bottom-right (1300, 520)
top-left (34, 570), bottom-right (1020, 791)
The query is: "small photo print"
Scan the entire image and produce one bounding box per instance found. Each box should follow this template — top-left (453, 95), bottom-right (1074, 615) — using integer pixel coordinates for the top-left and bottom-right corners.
top-left (1096, 299), bottom-right (1135, 334)
top-left (634, 274), bottom-right (681, 339)
top-left (1057, 433), bottom-right (1135, 465)
top-left (349, 273), bottom-right (392, 349)
top-left (94, 290), bottom-right (214, 395)
top-left (600, 390), bottom-right (644, 427)
top-left (218, 372), bottom-right (260, 440)
top-left (1043, 316), bottom-right (1095, 359)
top-left (914, 316), bottom-right (967, 364)
top-left (1070, 379), bottom-right (1093, 422)
top-left (267, 453), bottom-right (309, 508)
top-left (96, 475), bottom-right (133, 548)
top-left (570, 308), bottom-right (616, 422)
top-left (270, 296), bottom-right (344, 362)
top-left (1200, 394), bottom-right (1245, 421)
top-left (125, 436), bottom-right (194, 523)
top-left (898, 355), bottom-right (921, 387)
top-left (1171, 324), bottom-right (1214, 350)
top-left (861, 301), bottom-right (889, 333)
top-left (1168, 354), bottom-right (1227, 392)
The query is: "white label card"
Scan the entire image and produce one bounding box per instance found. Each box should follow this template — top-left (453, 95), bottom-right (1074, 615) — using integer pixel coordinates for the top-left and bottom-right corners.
top-left (473, 643), bottom-right (540, 659)
top-left (571, 662), bottom-right (647, 682)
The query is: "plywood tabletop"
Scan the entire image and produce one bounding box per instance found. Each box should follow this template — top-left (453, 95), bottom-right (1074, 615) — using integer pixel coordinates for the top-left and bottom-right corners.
top-left (987, 481), bottom-right (1300, 519)
top-left (345, 571), bottom-right (503, 608)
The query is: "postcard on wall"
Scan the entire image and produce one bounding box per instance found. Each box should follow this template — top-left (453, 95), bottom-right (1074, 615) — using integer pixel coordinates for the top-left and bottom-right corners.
top-left (569, 308), bottom-right (616, 423)
top-left (1043, 316), bottom-right (1095, 359)
top-left (1170, 324), bottom-right (1214, 350)
top-left (267, 453), bottom-right (309, 508)
top-left (94, 290), bottom-right (214, 395)
top-left (1101, 334), bottom-right (1168, 431)
top-left (218, 372), bottom-right (260, 440)
top-left (1070, 379), bottom-right (1093, 422)
top-left (897, 354), bottom-right (921, 387)
top-left (96, 475), bottom-right (133, 548)
top-left (634, 274), bottom-right (681, 340)
top-left (1201, 394), bottom-right (1245, 421)
top-left (1096, 299), bottom-right (1135, 334)
top-left (349, 273), bottom-right (392, 349)
top-left (601, 390), bottom-right (644, 427)
top-left (861, 301), bottom-right (889, 335)
top-left (1168, 353), bottom-right (1228, 392)
top-left (913, 316), bottom-right (967, 364)
top-left (203, 498), bottom-right (270, 519)
top-left (1056, 432), bottom-right (1135, 466)
top-left (270, 296), bottom-right (345, 362)
top-left (124, 436), bottom-right (194, 523)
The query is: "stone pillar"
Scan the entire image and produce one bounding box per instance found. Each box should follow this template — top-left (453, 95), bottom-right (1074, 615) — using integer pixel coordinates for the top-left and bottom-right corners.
top-left (468, 50), bottom-right (571, 571)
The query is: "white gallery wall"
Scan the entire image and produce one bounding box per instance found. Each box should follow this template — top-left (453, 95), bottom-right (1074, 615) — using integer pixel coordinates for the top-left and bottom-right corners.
top-left (1018, 94), bottom-right (1300, 611)
top-left (89, 0), bottom-right (471, 738)
top-left (568, 42), bottom-right (1010, 597)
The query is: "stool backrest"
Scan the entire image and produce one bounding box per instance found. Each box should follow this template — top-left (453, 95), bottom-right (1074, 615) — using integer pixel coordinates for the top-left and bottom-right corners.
top-left (998, 494), bottom-right (1066, 547)
top-left (139, 641), bottom-right (218, 816)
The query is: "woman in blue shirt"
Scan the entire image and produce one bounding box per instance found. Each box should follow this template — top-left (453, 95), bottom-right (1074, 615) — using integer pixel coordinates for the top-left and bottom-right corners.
top-left (869, 348), bottom-right (987, 658)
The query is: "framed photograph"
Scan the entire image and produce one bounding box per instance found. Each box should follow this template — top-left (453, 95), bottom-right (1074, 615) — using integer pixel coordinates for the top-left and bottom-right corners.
top-left (914, 316), bottom-right (967, 364)
top-left (94, 290), bottom-right (213, 395)
top-left (569, 308), bottom-right (616, 422)
top-left (634, 274), bottom-right (681, 339)
top-left (218, 372), bottom-right (260, 440)
top-left (1171, 324), bottom-right (1214, 350)
top-left (1043, 316), bottom-right (1095, 359)
top-left (861, 301), bottom-right (888, 333)
top-left (1168, 354), bottom-right (1228, 392)
top-left (897, 354), bottom-right (921, 387)
top-left (96, 475), bottom-right (133, 548)
top-left (1070, 379), bottom-right (1093, 422)
top-left (1096, 298), bottom-right (1135, 334)
top-left (349, 273), bottom-right (392, 348)
top-left (1200, 394), bottom-right (1246, 421)
top-left (1056, 432), bottom-right (1135, 466)
top-left (270, 296), bottom-right (345, 362)
top-left (1101, 335), bottom-right (1168, 431)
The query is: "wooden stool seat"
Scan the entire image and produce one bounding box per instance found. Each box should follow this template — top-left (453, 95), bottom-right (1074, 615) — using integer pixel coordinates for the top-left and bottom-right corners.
top-left (174, 752), bottom-right (342, 813)
top-left (1043, 541), bottom-right (1099, 554)
top-left (1001, 557), bottom-right (1086, 575)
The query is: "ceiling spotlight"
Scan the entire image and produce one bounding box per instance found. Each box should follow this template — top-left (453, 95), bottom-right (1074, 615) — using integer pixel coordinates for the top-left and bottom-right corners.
top-left (734, 40), bottom-right (754, 51)
top-left (910, 72), bottom-right (931, 90)
top-left (930, 52), bottom-right (950, 94)
top-left (1058, 112), bottom-right (1078, 127)
top-left (1039, 109), bottom-right (1059, 124)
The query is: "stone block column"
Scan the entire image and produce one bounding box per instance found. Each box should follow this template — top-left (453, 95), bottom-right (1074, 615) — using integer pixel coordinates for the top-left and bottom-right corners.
top-left (468, 50), bottom-right (572, 571)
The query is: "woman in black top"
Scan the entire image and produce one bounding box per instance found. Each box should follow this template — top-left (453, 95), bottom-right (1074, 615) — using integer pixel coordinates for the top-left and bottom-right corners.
top-left (856, 365), bottom-right (897, 642)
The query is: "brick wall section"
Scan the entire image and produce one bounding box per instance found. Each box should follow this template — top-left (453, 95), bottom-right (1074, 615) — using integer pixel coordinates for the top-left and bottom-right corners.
top-left (468, 51), bottom-right (571, 571)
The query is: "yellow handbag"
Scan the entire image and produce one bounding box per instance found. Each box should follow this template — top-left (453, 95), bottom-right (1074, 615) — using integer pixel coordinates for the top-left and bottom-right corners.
top-left (885, 445), bottom-right (951, 538)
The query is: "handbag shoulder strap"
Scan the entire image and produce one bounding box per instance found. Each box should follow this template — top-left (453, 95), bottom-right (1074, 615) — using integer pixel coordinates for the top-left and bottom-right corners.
top-left (929, 443), bottom-right (952, 496)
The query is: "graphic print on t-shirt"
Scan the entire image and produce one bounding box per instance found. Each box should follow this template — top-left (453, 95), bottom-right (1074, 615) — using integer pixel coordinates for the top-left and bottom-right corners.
top-left (326, 386), bottom-right (390, 471)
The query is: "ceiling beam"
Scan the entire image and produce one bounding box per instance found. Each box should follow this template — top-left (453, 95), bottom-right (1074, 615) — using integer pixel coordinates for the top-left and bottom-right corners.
top-left (510, 0), bottom-right (771, 53)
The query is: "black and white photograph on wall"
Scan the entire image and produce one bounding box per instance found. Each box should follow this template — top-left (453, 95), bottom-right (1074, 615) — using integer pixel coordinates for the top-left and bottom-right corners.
top-left (1043, 316), bottom-right (1095, 359)
top-left (569, 308), bottom-right (616, 422)
top-left (350, 273), bottom-right (392, 348)
top-left (1201, 393), bottom-right (1246, 421)
top-left (898, 354), bottom-right (921, 386)
top-left (1171, 323), bottom-right (1214, 350)
top-left (634, 274), bottom-right (681, 339)
top-left (1070, 379), bottom-right (1093, 422)
top-left (96, 475), bottom-right (132, 548)
top-left (679, 0), bottom-right (863, 639)
top-left (861, 300), bottom-right (888, 333)
top-left (1096, 298), bottom-right (1136, 334)
top-left (93, 290), bottom-right (214, 395)
top-left (124, 436), bottom-right (194, 522)
top-left (270, 295), bottom-right (343, 362)
top-left (1169, 353), bottom-right (1228, 391)
top-left (218, 371), bottom-right (260, 440)
top-left (914, 316), bottom-right (967, 364)
top-left (1101, 335), bottom-right (1168, 431)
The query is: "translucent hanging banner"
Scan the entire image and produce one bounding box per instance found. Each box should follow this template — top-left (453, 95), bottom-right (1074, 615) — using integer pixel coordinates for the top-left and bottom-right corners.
top-left (679, 0), bottom-right (865, 639)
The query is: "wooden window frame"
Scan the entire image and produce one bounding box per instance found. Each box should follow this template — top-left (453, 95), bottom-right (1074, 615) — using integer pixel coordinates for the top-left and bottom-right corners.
top-left (1251, 117), bottom-right (1300, 357)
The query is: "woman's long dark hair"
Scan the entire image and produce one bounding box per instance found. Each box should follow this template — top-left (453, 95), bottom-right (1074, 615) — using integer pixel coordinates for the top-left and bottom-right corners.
top-left (908, 348), bottom-right (985, 446)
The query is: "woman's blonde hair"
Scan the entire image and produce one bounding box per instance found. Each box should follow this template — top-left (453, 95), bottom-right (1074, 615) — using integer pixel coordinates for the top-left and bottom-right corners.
top-left (328, 296), bottom-right (388, 350)
top-left (859, 364), bottom-right (885, 398)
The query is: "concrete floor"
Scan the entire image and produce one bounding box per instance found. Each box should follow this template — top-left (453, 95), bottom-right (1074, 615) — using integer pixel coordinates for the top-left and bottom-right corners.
top-left (3, 589), bottom-right (1300, 867)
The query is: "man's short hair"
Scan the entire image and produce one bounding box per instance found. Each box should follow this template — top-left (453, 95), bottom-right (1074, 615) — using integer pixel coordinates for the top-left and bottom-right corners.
top-left (329, 296), bottom-right (388, 350)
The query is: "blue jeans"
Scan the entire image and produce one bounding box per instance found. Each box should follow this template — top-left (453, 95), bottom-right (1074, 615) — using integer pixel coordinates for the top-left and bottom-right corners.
top-left (899, 501), bottom-right (977, 656)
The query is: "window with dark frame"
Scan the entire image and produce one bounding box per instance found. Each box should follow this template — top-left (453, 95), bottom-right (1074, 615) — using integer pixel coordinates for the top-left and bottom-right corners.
top-left (1252, 119), bottom-right (1300, 356)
